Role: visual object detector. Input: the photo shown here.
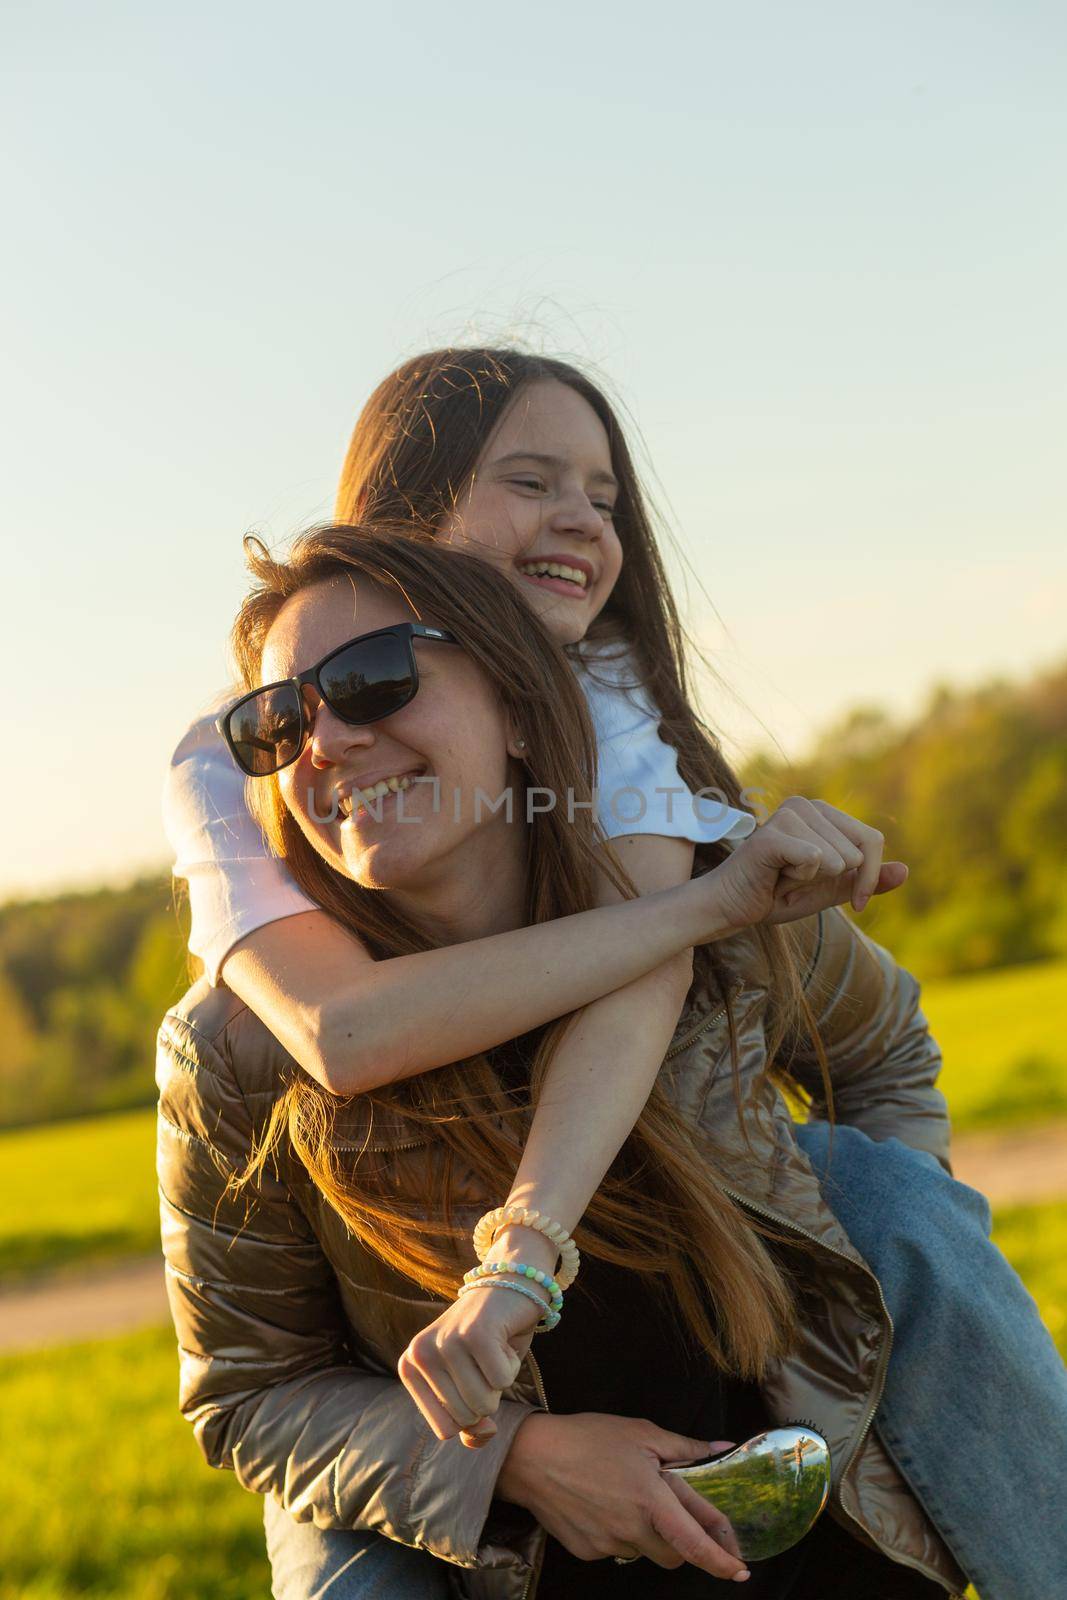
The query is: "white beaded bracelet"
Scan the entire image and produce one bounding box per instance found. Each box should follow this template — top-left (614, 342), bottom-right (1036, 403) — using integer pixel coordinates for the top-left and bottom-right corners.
top-left (473, 1205), bottom-right (580, 1290)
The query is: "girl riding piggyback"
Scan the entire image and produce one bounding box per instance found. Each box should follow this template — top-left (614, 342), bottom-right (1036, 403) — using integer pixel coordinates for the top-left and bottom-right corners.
top-left (167, 349), bottom-right (901, 1444)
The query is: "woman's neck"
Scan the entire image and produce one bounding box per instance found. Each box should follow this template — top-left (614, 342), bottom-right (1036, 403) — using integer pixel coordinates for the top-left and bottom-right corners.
top-left (388, 826), bottom-right (529, 946)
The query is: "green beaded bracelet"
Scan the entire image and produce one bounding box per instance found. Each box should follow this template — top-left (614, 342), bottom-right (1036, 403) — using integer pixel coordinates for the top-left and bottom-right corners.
top-left (462, 1260), bottom-right (564, 1312)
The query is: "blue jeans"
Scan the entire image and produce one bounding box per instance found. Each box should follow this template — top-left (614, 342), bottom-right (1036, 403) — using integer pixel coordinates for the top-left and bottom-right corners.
top-left (794, 1120), bottom-right (1067, 1600)
top-left (264, 1127), bottom-right (1067, 1600)
top-left (263, 1492), bottom-right (450, 1598)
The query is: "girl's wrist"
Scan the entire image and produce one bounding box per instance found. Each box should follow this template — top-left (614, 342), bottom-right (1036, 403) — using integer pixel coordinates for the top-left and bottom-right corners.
top-left (672, 871), bottom-right (740, 946)
top-left (490, 1225), bottom-right (559, 1276)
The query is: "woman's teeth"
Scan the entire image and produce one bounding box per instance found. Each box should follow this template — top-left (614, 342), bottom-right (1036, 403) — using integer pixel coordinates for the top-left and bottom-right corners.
top-left (338, 773), bottom-right (416, 818)
top-left (518, 560), bottom-right (588, 590)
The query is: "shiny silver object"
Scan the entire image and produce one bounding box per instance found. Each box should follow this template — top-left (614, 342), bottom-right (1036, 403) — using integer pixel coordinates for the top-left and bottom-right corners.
top-left (663, 1425), bottom-right (832, 1563)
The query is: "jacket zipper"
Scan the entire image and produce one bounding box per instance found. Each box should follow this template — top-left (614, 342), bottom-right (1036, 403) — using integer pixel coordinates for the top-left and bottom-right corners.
top-left (519, 1351), bottom-right (550, 1600)
top-left (719, 1183), bottom-right (957, 1591)
top-left (662, 983), bottom-right (917, 1557)
top-left (720, 1182), bottom-right (893, 1473)
top-left (333, 1134), bottom-right (430, 1153)
top-left (662, 979), bottom-right (912, 1515)
top-left (662, 979), bottom-right (743, 1062)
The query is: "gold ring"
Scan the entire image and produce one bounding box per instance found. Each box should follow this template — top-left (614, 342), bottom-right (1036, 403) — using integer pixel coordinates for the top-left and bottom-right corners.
top-left (613, 1551), bottom-right (641, 1565)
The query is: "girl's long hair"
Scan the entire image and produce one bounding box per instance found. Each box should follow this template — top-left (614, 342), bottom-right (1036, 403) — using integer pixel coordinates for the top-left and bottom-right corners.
top-left (229, 525), bottom-right (834, 1379)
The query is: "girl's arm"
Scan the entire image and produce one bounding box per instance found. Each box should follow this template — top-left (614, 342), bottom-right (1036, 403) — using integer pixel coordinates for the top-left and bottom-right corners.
top-left (495, 831), bottom-right (696, 1235)
top-left (220, 871), bottom-right (726, 1094)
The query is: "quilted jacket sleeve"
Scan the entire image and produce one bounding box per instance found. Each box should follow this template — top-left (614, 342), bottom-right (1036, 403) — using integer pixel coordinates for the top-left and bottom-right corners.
top-left (785, 906), bottom-right (954, 1172)
top-left (155, 997), bottom-right (536, 1567)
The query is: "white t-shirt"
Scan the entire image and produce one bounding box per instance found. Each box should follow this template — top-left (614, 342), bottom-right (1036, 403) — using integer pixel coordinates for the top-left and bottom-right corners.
top-left (163, 642), bottom-right (756, 985)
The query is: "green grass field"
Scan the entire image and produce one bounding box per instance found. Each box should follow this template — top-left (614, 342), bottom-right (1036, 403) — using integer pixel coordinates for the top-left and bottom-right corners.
top-left (990, 1199), bottom-right (1067, 1352)
top-left (1, 1325), bottom-right (268, 1600)
top-left (921, 957), bottom-right (1067, 1131)
top-left (0, 1107), bottom-right (160, 1280)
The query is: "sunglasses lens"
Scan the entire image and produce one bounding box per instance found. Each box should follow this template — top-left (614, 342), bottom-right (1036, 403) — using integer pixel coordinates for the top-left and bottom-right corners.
top-left (319, 633), bottom-right (414, 724)
top-left (227, 684), bottom-right (304, 776)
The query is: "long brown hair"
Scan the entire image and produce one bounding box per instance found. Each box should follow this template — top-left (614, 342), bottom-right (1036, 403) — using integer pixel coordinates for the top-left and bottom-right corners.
top-left (229, 525), bottom-right (833, 1379)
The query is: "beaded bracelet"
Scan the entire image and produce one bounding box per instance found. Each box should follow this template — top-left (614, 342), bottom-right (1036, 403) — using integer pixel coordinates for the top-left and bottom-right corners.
top-left (457, 1276), bottom-right (561, 1332)
top-left (473, 1206), bottom-right (580, 1290)
top-left (462, 1259), bottom-right (564, 1313)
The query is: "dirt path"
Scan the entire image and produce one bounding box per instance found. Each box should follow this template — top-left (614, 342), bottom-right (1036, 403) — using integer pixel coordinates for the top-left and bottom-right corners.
top-left (0, 1255), bottom-right (168, 1355)
top-left (948, 1121), bottom-right (1067, 1208)
top-left (3, 1122), bottom-right (1065, 1357)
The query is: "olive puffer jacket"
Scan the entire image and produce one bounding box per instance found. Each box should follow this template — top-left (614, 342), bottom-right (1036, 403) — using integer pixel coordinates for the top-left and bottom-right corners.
top-left (155, 905), bottom-right (968, 1598)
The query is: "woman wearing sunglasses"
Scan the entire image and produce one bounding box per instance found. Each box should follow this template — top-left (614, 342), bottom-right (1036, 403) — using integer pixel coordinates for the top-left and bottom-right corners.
top-left (157, 525), bottom-right (975, 1598)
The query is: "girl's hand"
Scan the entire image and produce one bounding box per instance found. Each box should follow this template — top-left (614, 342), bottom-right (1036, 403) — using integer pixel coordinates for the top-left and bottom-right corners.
top-left (397, 1284), bottom-right (540, 1449)
top-left (701, 796), bottom-right (907, 935)
top-left (495, 1412), bottom-right (750, 1580)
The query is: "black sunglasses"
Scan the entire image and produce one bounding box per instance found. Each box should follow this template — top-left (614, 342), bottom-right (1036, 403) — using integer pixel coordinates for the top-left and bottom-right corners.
top-left (216, 622), bottom-right (460, 778)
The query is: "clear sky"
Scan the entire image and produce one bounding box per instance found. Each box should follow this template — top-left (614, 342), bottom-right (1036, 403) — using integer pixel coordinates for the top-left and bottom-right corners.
top-left (2, 1), bottom-right (1064, 900)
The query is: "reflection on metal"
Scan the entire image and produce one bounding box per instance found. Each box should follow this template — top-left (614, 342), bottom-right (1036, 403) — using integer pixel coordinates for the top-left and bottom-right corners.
top-left (664, 1425), bottom-right (832, 1563)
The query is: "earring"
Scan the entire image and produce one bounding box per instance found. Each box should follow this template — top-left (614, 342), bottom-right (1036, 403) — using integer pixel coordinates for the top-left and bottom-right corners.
top-left (516, 738), bottom-right (526, 751)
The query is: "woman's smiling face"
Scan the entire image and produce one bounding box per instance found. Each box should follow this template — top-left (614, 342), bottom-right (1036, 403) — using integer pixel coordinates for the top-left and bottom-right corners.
top-left (262, 575), bottom-right (527, 902)
top-left (439, 378), bottom-right (624, 646)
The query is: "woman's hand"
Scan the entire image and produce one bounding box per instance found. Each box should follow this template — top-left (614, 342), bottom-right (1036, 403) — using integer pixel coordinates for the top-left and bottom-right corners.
top-left (398, 1283), bottom-right (540, 1449)
top-left (696, 796), bottom-right (907, 937)
top-left (496, 1412), bottom-right (750, 1581)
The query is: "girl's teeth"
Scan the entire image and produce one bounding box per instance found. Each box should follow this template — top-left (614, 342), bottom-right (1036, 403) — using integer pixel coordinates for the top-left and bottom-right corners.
top-left (520, 561), bottom-right (587, 588)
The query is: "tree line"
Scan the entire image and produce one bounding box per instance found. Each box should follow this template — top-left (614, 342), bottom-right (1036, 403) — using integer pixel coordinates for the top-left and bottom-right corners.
top-left (739, 654), bottom-right (1066, 981)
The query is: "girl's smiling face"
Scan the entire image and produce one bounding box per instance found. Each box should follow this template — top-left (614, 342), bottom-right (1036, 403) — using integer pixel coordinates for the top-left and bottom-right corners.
top-left (439, 378), bottom-right (624, 646)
